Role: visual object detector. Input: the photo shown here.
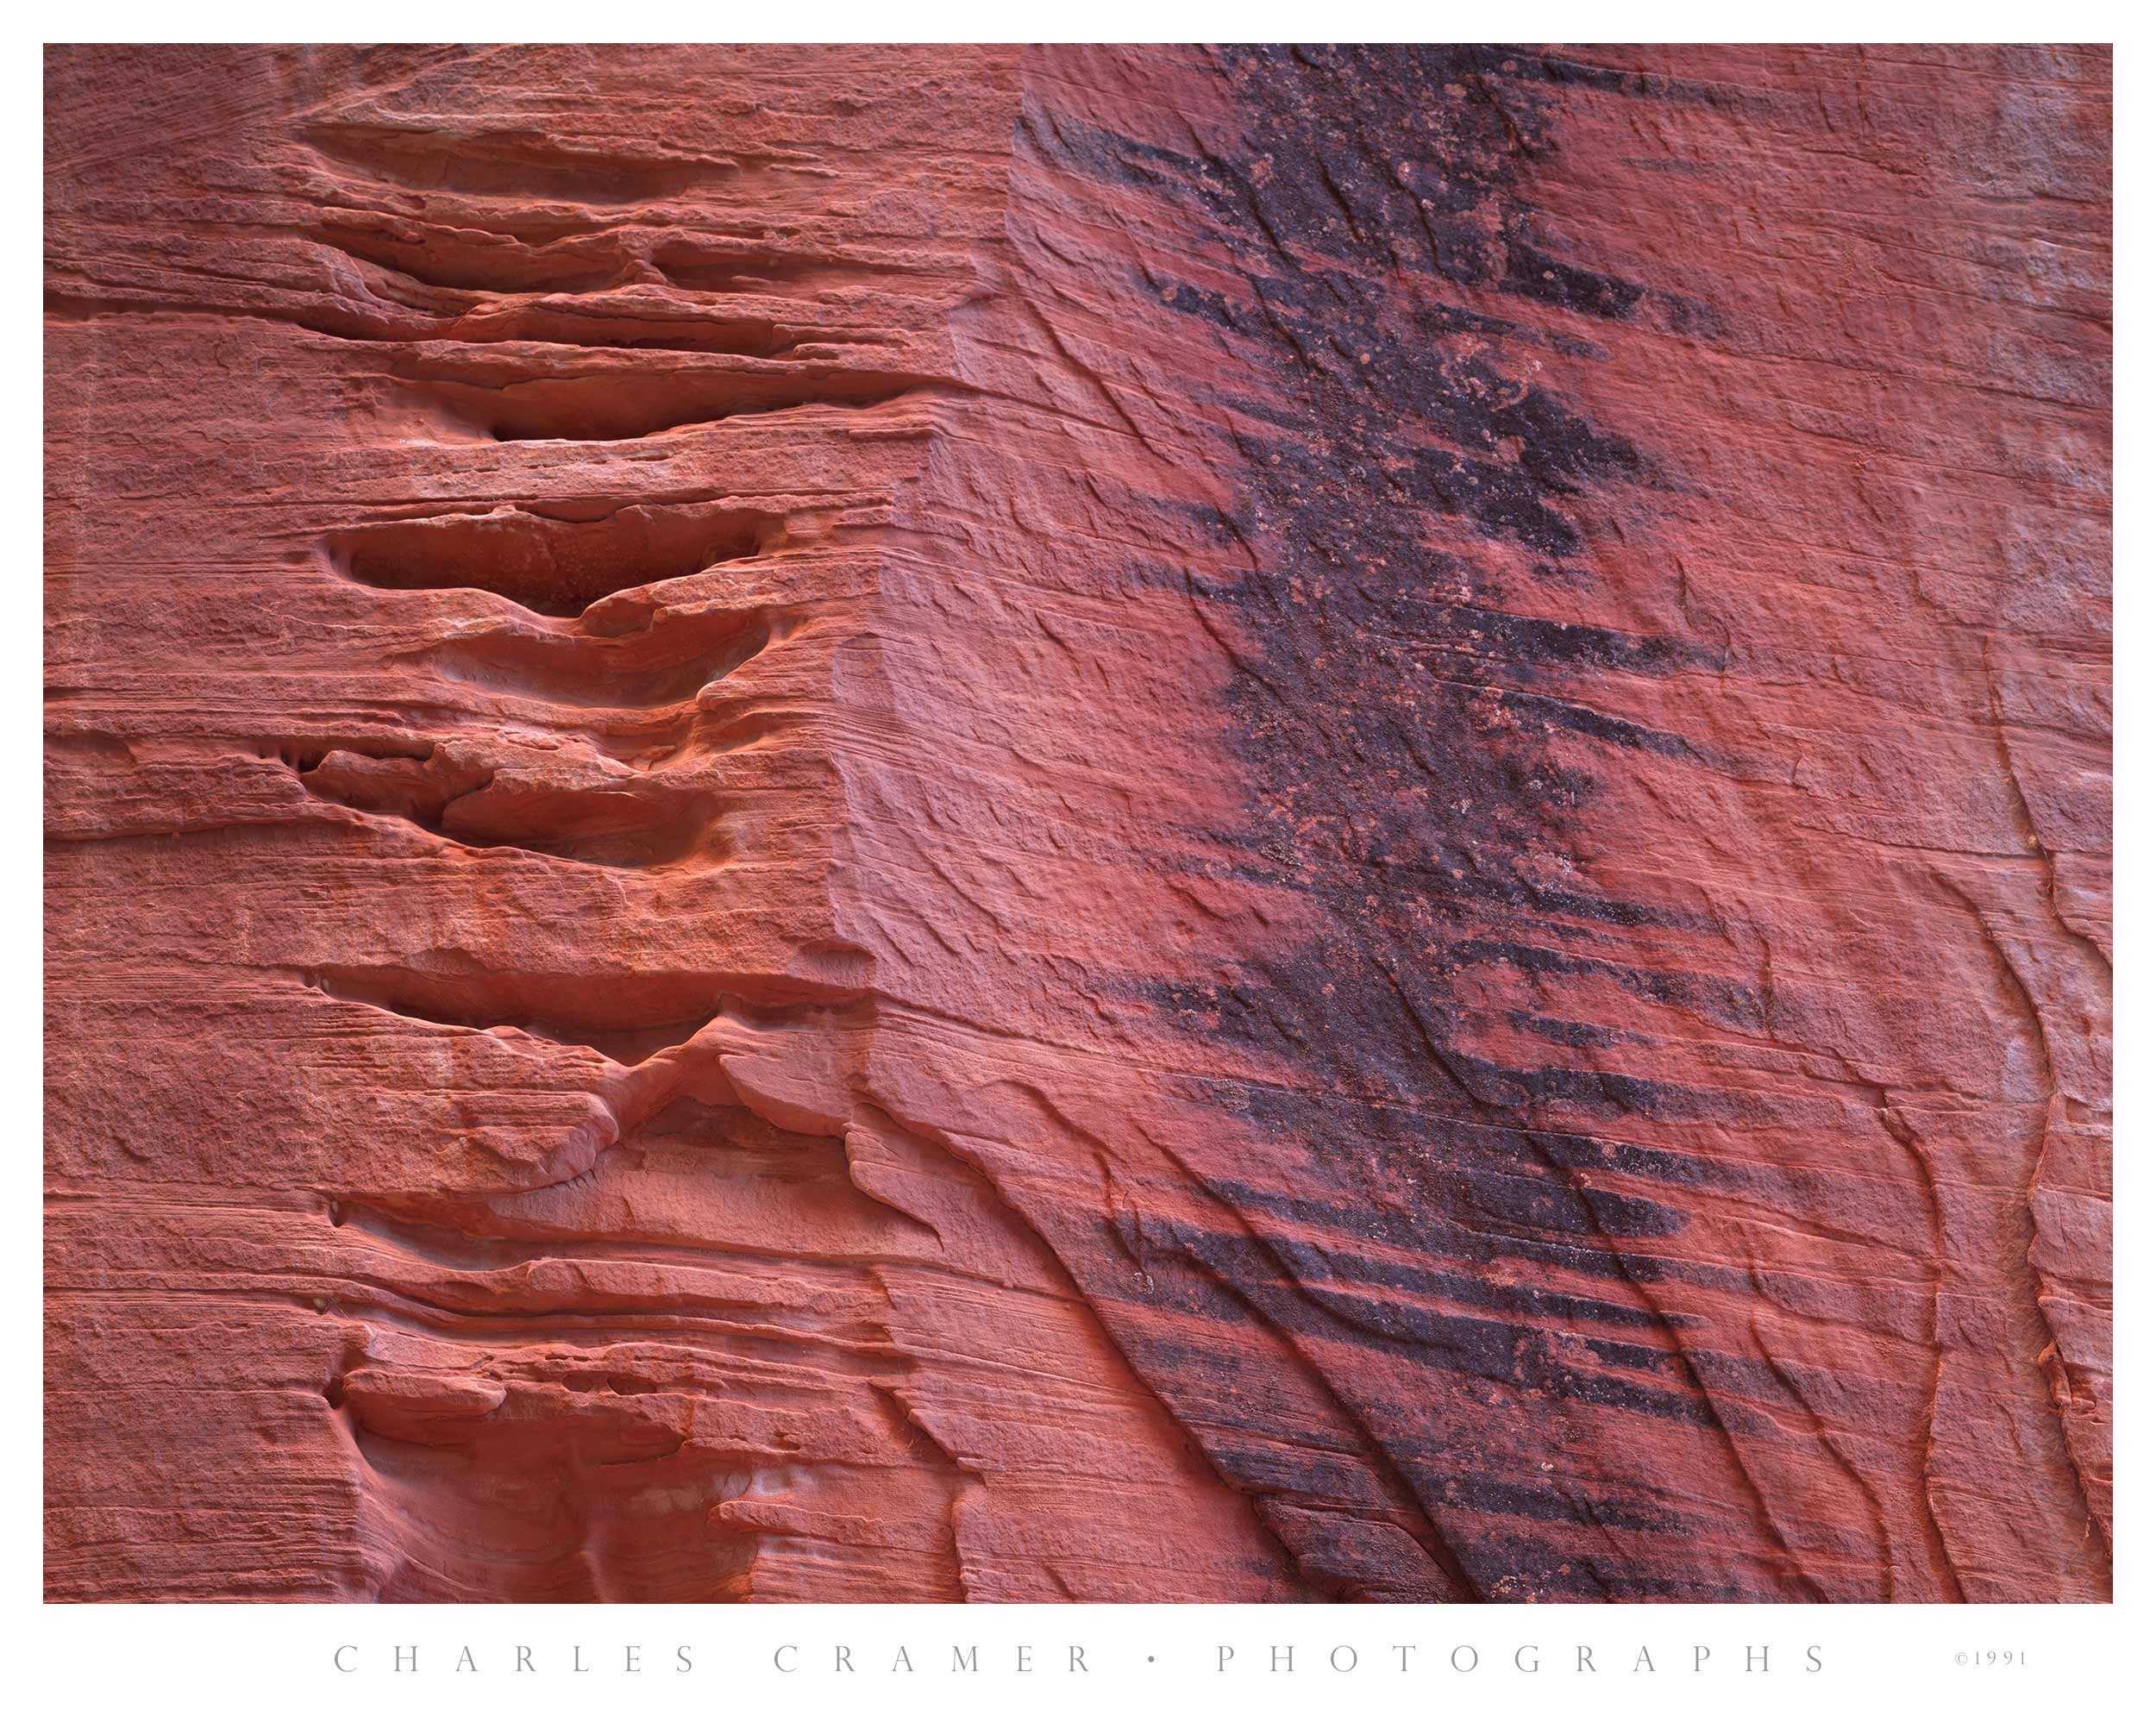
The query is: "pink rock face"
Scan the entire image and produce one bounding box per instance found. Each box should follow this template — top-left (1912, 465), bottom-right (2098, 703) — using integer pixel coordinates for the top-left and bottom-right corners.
top-left (45, 44), bottom-right (2109, 1602)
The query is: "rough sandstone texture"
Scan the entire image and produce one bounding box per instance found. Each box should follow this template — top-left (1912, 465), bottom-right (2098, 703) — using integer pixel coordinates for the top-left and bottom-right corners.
top-left (46, 45), bottom-right (2110, 1601)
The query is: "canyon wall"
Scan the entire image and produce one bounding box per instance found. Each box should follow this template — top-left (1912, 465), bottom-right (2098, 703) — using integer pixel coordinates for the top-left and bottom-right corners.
top-left (46, 44), bottom-right (2110, 1601)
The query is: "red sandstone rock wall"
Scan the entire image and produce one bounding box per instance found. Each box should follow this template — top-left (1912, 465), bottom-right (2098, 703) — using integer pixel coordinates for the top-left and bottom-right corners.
top-left (45, 44), bottom-right (2109, 1602)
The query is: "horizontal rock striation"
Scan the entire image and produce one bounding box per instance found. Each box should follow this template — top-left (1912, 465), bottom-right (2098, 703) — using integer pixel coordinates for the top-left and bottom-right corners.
top-left (46, 43), bottom-right (2109, 1601)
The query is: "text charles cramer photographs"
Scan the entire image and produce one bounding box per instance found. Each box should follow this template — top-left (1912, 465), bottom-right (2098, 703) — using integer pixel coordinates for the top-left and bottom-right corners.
top-left (332, 1639), bottom-right (1829, 1676)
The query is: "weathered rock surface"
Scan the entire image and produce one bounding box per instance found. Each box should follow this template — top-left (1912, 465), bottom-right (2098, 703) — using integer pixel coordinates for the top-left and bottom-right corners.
top-left (45, 44), bottom-right (2110, 1601)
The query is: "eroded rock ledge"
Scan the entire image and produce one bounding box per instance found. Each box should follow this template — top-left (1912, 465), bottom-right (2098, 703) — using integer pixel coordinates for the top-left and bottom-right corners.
top-left (46, 44), bottom-right (2110, 1601)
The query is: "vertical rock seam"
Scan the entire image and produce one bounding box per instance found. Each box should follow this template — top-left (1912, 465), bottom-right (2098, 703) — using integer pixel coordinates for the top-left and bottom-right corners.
top-left (47, 44), bottom-right (2109, 1602)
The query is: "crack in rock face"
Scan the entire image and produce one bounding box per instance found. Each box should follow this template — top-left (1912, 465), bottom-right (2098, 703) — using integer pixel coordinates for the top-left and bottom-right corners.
top-left (46, 43), bottom-right (2110, 1604)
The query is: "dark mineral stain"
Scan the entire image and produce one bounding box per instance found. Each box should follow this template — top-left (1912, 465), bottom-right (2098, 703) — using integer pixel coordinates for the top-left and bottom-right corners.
top-left (1025, 47), bottom-right (1755, 1598)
